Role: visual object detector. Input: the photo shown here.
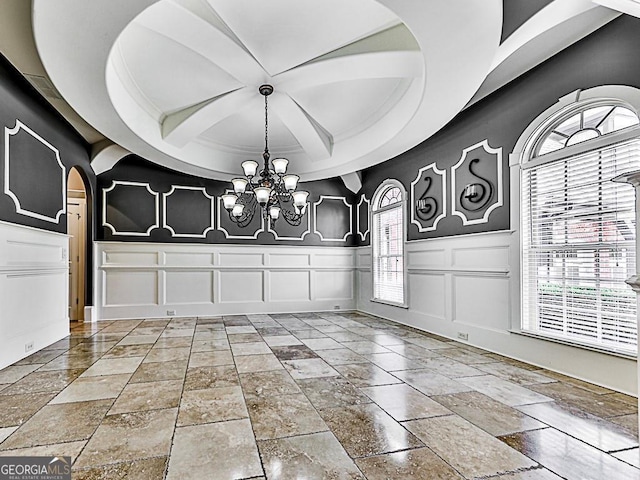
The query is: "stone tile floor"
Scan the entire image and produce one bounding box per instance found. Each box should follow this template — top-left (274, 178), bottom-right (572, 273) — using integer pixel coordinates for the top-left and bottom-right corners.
top-left (0, 311), bottom-right (638, 479)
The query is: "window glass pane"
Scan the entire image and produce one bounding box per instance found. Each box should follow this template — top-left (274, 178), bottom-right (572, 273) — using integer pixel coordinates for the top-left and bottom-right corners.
top-left (372, 186), bottom-right (404, 305)
top-left (522, 138), bottom-right (640, 354)
top-left (535, 105), bottom-right (639, 158)
top-left (598, 107), bottom-right (640, 135)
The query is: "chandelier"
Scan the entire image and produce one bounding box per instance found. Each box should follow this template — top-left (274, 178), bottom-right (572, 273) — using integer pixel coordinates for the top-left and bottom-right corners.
top-left (221, 85), bottom-right (309, 229)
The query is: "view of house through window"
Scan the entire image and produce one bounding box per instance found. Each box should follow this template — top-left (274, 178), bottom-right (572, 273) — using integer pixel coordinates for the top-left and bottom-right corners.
top-left (522, 104), bottom-right (640, 354)
top-left (372, 183), bottom-right (405, 305)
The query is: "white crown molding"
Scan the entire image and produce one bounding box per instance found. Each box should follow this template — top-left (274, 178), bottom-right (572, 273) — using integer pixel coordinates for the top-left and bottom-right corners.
top-left (267, 203), bottom-right (311, 241)
top-left (216, 189), bottom-right (265, 239)
top-left (102, 180), bottom-right (159, 236)
top-left (356, 194), bottom-right (370, 241)
top-left (162, 185), bottom-right (215, 238)
top-left (451, 139), bottom-right (503, 226)
top-left (4, 120), bottom-right (66, 223)
top-left (410, 162), bottom-right (446, 232)
top-left (313, 195), bottom-right (353, 242)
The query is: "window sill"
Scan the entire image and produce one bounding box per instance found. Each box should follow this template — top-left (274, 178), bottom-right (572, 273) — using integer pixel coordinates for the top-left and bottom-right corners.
top-left (509, 329), bottom-right (637, 360)
top-left (370, 298), bottom-right (409, 309)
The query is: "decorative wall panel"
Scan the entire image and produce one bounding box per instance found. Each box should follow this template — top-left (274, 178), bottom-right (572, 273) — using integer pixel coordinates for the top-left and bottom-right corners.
top-left (356, 195), bottom-right (370, 241)
top-left (4, 120), bottom-right (66, 223)
top-left (103, 181), bottom-right (159, 236)
top-left (313, 195), bottom-right (353, 242)
top-left (163, 185), bottom-right (214, 238)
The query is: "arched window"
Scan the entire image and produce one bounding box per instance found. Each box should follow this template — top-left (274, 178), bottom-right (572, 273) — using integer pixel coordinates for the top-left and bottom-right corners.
top-left (517, 89), bottom-right (640, 354)
top-left (372, 180), bottom-right (406, 306)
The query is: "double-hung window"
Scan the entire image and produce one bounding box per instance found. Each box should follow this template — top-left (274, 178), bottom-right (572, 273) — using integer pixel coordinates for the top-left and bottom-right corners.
top-left (521, 104), bottom-right (640, 354)
top-left (372, 182), bottom-right (406, 306)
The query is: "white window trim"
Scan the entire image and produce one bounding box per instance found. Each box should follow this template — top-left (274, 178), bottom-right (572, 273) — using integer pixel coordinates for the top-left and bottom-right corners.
top-left (371, 178), bottom-right (408, 308)
top-left (510, 85), bottom-right (640, 353)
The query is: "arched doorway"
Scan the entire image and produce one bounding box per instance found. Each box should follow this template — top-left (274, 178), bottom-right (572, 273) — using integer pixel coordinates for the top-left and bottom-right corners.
top-left (67, 167), bottom-right (87, 322)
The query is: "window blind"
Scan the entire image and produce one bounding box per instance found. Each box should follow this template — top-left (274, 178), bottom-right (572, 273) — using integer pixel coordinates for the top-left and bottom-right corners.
top-left (373, 204), bottom-right (404, 304)
top-left (522, 139), bottom-right (640, 354)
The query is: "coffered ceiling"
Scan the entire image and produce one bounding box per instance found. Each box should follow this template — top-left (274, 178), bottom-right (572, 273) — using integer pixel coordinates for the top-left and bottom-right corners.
top-left (0, 1), bottom-right (626, 181)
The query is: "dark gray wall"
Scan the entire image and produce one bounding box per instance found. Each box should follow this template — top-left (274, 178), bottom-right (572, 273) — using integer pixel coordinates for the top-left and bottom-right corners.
top-left (358, 15), bottom-right (640, 245)
top-left (0, 54), bottom-right (95, 303)
top-left (97, 156), bottom-right (358, 247)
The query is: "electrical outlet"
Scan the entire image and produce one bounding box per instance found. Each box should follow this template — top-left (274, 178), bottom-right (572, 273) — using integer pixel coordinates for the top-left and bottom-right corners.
top-left (25, 341), bottom-right (34, 353)
top-left (167, 310), bottom-right (176, 316)
top-left (457, 332), bottom-right (469, 341)
top-left (334, 305), bottom-right (340, 310)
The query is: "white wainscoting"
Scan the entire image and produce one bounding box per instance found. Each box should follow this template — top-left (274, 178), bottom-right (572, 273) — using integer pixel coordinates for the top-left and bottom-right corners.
top-left (94, 242), bottom-right (356, 319)
top-left (0, 221), bottom-right (69, 370)
top-left (357, 230), bottom-right (638, 395)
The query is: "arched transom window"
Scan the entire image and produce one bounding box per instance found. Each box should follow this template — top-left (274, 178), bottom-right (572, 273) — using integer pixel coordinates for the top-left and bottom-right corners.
top-left (521, 99), bottom-right (640, 354)
top-left (372, 182), bottom-right (406, 306)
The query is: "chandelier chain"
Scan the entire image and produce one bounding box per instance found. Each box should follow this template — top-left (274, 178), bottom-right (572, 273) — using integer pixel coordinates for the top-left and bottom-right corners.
top-left (264, 93), bottom-right (269, 155)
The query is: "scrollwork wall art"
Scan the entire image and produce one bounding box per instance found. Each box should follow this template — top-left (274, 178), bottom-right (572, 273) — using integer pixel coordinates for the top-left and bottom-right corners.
top-left (410, 162), bottom-right (446, 232)
top-left (451, 139), bottom-right (503, 226)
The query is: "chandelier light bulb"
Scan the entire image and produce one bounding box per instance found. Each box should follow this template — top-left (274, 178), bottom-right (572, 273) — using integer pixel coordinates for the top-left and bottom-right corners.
top-left (254, 186), bottom-right (272, 206)
top-left (242, 160), bottom-right (259, 177)
top-left (283, 174), bottom-right (299, 191)
top-left (292, 190), bottom-right (309, 207)
top-left (222, 194), bottom-right (238, 210)
top-left (269, 206), bottom-right (281, 220)
top-left (272, 158), bottom-right (288, 174)
top-left (232, 204), bottom-right (244, 217)
top-left (232, 178), bottom-right (248, 193)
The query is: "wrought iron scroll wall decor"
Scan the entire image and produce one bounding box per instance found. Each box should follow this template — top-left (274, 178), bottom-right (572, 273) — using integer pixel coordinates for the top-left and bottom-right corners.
top-left (410, 163), bottom-right (446, 232)
top-left (460, 158), bottom-right (493, 212)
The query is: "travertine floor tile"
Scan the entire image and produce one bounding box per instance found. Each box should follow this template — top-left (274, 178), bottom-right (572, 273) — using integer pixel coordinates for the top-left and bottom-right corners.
top-left (143, 347), bottom-right (190, 364)
top-left (75, 408), bottom-right (177, 469)
top-left (478, 362), bottom-right (557, 386)
top-left (0, 427), bottom-right (17, 444)
top-left (610, 413), bottom-right (639, 437)
top-left (517, 401), bottom-right (638, 452)
top-left (259, 431), bottom-right (364, 479)
top-left (230, 341), bottom-right (271, 356)
top-left (0, 440), bottom-right (87, 463)
top-left (495, 468), bottom-right (563, 479)
top-left (316, 348), bottom-right (370, 366)
top-left (319, 403), bottom-right (423, 458)
top-left (14, 349), bottom-right (65, 365)
top-left (297, 376), bottom-right (371, 409)
top-left (418, 356), bottom-right (484, 378)
top-left (355, 447), bottom-right (464, 480)
top-left (81, 357), bottom-right (144, 377)
top-left (433, 391), bottom-right (545, 436)
top-left (109, 380), bottom-right (183, 414)
top-left (177, 386), bottom-right (248, 426)
top-left (362, 384), bottom-right (451, 421)
top-left (50, 374), bottom-right (131, 404)
top-left (0, 369), bottom-right (84, 395)
top-left (501, 428), bottom-right (640, 480)
top-left (405, 415), bottom-right (536, 478)
top-left (529, 382), bottom-right (636, 418)
top-left (614, 448), bottom-right (640, 469)
top-left (73, 457), bottom-right (168, 480)
top-left (130, 361), bottom-right (187, 384)
top-left (103, 345), bottom-right (153, 359)
top-left (183, 365), bottom-right (239, 391)
top-left (1, 393), bottom-right (55, 428)
top-left (301, 337), bottom-right (343, 351)
top-left (393, 369), bottom-right (472, 396)
top-left (36, 353), bottom-right (102, 371)
top-left (167, 419), bottom-right (263, 480)
top-left (247, 393), bottom-right (327, 440)
top-left (239, 370), bottom-right (301, 398)
top-left (333, 363), bottom-right (401, 387)
top-left (282, 358), bottom-right (339, 379)
top-left (263, 335), bottom-right (303, 346)
top-left (0, 365), bottom-right (45, 384)
top-left (271, 345), bottom-right (319, 360)
top-left (459, 374), bottom-right (553, 406)
top-left (0, 399), bottom-right (111, 450)
top-left (234, 353), bottom-right (283, 373)
top-left (342, 341), bottom-right (392, 355)
top-left (187, 350), bottom-right (232, 368)
top-left (365, 352), bottom-right (427, 372)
